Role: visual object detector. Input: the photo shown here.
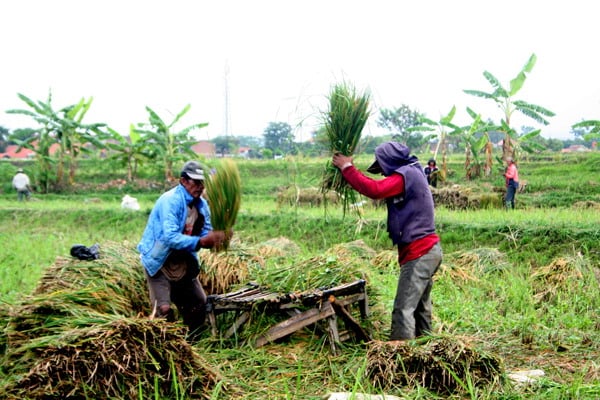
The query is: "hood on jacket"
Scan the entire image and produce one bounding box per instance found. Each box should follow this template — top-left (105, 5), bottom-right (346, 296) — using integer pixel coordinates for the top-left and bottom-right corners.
top-left (367, 142), bottom-right (420, 176)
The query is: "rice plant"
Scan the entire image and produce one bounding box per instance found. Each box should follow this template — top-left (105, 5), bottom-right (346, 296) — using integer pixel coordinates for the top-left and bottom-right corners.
top-left (320, 81), bottom-right (371, 215)
top-left (205, 159), bottom-right (242, 250)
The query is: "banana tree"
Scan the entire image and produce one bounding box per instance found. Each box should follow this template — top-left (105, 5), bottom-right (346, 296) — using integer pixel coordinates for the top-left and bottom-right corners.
top-left (413, 106), bottom-right (463, 183)
top-left (7, 94), bottom-right (58, 192)
top-left (463, 53), bottom-right (555, 161)
top-left (572, 120), bottom-right (600, 142)
top-left (101, 124), bottom-right (151, 182)
top-left (136, 104), bottom-right (208, 181)
top-left (7, 92), bottom-right (105, 190)
top-left (463, 109), bottom-right (494, 179)
top-left (57, 97), bottom-right (106, 186)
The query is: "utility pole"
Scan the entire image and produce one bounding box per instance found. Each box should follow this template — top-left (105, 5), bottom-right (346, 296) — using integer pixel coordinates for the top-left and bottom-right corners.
top-left (223, 61), bottom-right (231, 140)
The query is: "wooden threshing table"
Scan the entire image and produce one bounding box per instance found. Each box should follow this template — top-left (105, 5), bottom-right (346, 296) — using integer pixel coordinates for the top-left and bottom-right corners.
top-left (206, 279), bottom-right (371, 353)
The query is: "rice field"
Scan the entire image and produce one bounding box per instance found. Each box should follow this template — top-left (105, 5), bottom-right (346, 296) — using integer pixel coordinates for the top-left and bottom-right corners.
top-left (0, 153), bottom-right (599, 399)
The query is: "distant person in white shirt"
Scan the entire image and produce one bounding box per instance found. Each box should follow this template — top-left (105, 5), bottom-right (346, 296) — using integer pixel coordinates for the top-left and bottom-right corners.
top-left (12, 168), bottom-right (32, 201)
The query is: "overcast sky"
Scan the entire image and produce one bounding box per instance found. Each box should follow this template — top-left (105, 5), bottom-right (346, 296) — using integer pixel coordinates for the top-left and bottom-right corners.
top-left (1, 0), bottom-right (598, 142)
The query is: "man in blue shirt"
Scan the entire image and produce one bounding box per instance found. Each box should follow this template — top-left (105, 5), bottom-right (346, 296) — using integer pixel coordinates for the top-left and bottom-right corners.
top-left (138, 161), bottom-right (230, 339)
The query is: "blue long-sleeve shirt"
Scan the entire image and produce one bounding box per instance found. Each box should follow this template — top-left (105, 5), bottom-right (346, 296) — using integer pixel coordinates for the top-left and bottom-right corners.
top-left (137, 184), bottom-right (212, 276)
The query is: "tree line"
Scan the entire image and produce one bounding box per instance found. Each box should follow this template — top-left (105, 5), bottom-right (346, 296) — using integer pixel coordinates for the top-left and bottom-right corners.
top-left (1, 53), bottom-right (598, 193)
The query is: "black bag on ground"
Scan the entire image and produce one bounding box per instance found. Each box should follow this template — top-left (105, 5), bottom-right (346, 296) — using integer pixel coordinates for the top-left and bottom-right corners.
top-left (70, 243), bottom-right (100, 260)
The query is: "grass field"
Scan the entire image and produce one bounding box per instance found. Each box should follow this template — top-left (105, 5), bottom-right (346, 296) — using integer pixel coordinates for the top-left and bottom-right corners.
top-left (0, 152), bottom-right (599, 399)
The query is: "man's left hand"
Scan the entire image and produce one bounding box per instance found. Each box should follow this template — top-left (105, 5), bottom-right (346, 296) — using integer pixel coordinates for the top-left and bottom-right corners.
top-left (332, 153), bottom-right (353, 170)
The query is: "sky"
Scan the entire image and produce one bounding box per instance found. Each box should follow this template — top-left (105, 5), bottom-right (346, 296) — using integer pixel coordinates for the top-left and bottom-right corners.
top-left (1, 0), bottom-right (599, 142)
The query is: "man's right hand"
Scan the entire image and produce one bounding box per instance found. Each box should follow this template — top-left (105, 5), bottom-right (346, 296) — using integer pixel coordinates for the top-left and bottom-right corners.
top-left (332, 153), bottom-right (353, 170)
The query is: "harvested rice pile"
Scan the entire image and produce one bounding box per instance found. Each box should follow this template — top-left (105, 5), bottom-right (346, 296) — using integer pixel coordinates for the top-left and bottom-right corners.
top-left (253, 240), bottom-right (375, 293)
top-left (431, 185), bottom-right (473, 209)
top-left (440, 247), bottom-right (509, 283)
top-left (371, 250), bottom-right (397, 271)
top-left (431, 185), bottom-right (501, 209)
top-left (365, 336), bottom-right (504, 395)
top-left (198, 237), bottom-right (303, 295)
top-left (0, 241), bottom-right (222, 399)
top-left (1, 316), bottom-right (219, 399)
top-left (35, 241), bottom-right (145, 298)
top-left (199, 238), bottom-right (261, 295)
top-left (325, 239), bottom-right (377, 262)
top-left (277, 186), bottom-right (339, 207)
top-left (572, 200), bottom-right (600, 210)
top-left (255, 236), bottom-right (301, 258)
top-left (531, 254), bottom-right (591, 303)
top-left (200, 238), bottom-right (375, 298)
top-left (5, 242), bottom-right (148, 347)
top-left (199, 237), bottom-right (376, 299)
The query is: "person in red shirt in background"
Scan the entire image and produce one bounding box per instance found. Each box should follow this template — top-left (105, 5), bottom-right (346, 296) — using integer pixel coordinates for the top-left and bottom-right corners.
top-left (503, 156), bottom-right (520, 209)
top-left (332, 142), bottom-right (442, 341)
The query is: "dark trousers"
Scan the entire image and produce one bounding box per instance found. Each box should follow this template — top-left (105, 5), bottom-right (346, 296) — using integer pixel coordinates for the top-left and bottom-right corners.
top-left (145, 267), bottom-right (207, 334)
top-left (390, 242), bottom-right (442, 340)
top-left (505, 181), bottom-right (519, 209)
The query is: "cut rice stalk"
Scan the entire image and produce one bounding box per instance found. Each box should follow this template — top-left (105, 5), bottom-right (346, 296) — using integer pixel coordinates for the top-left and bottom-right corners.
top-left (204, 159), bottom-right (242, 250)
top-left (320, 81), bottom-right (371, 215)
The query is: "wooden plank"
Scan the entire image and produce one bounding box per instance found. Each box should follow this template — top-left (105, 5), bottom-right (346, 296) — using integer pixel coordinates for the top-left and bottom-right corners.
top-left (331, 292), bottom-right (369, 320)
top-left (359, 288), bottom-right (369, 319)
top-left (211, 283), bottom-right (260, 300)
top-left (327, 315), bottom-right (340, 355)
top-left (321, 279), bottom-right (366, 298)
top-left (329, 295), bottom-right (372, 343)
top-left (224, 311), bottom-right (251, 339)
top-left (207, 309), bottom-right (218, 337)
top-left (333, 293), bottom-right (365, 307)
top-left (253, 303), bottom-right (335, 348)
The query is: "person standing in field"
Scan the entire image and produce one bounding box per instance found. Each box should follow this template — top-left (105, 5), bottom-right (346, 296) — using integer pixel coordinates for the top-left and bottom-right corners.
top-left (424, 159), bottom-right (439, 187)
top-left (137, 160), bottom-right (231, 340)
top-left (503, 156), bottom-right (519, 209)
top-left (331, 142), bottom-right (442, 341)
top-left (12, 168), bottom-right (32, 201)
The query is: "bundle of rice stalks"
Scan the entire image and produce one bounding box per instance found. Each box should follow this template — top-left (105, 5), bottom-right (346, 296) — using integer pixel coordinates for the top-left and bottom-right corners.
top-left (531, 254), bottom-right (589, 303)
top-left (0, 316), bottom-right (221, 399)
top-left (205, 158), bottom-right (241, 250)
top-left (320, 81), bottom-right (371, 214)
top-left (198, 238), bottom-right (263, 295)
top-left (365, 335), bottom-right (504, 395)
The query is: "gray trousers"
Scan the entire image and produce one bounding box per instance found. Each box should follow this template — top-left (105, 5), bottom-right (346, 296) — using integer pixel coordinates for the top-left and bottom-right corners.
top-left (390, 242), bottom-right (442, 340)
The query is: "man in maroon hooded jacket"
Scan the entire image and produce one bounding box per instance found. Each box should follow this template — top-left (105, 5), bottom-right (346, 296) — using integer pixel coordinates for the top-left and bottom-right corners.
top-left (332, 142), bottom-right (442, 341)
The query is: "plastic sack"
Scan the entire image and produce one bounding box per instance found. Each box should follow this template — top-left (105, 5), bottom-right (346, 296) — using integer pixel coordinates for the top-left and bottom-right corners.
top-left (70, 243), bottom-right (100, 261)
